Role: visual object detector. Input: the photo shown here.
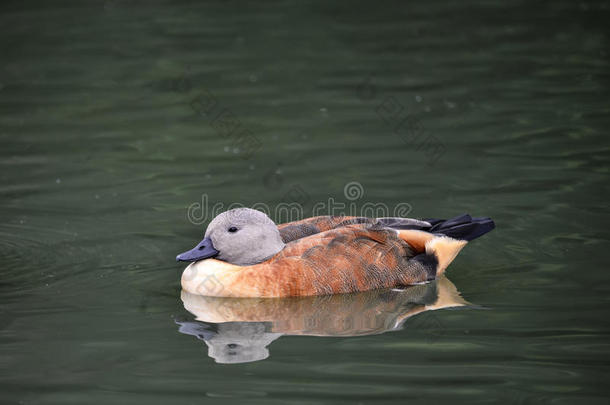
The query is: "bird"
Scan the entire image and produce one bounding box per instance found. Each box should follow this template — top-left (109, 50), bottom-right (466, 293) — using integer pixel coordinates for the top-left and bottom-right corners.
top-left (176, 208), bottom-right (494, 297)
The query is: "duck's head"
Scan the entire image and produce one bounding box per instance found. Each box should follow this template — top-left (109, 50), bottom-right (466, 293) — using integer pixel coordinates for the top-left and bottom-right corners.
top-left (176, 208), bottom-right (285, 266)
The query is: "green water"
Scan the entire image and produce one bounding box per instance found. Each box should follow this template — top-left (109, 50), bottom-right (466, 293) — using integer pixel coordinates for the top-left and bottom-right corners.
top-left (1, 0), bottom-right (609, 403)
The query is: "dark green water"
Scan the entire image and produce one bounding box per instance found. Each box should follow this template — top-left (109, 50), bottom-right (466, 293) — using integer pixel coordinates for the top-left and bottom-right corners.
top-left (1, 0), bottom-right (609, 403)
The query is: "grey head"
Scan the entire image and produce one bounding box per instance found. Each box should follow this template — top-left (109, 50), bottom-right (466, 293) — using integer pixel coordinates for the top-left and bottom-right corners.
top-left (176, 208), bottom-right (286, 266)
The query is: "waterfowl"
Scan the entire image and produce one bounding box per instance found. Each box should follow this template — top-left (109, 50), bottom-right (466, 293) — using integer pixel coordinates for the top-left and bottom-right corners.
top-left (177, 208), bottom-right (494, 297)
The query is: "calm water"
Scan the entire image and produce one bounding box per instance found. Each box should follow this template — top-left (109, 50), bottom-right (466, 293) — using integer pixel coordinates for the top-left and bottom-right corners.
top-left (1, 0), bottom-right (609, 403)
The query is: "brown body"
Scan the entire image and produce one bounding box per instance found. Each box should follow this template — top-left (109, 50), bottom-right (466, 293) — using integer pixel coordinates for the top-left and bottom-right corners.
top-left (181, 216), bottom-right (468, 297)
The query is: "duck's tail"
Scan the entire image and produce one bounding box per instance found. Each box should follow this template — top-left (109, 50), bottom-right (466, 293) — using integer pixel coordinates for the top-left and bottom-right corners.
top-left (394, 214), bottom-right (495, 276)
top-left (423, 214), bottom-right (495, 242)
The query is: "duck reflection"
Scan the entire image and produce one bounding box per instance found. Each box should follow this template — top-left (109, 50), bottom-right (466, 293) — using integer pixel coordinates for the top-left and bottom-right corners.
top-left (176, 276), bottom-right (469, 364)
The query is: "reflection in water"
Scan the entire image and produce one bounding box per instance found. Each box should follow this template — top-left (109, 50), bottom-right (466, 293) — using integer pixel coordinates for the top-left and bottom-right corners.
top-left (177, 277), bottom-right (469, 364)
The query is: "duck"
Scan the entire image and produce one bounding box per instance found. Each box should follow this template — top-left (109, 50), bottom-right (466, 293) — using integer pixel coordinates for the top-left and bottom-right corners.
top-left (176, 208), bottom-right (495, 297)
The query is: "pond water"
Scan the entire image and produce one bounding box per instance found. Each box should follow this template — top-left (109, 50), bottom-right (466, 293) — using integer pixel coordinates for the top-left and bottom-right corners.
top-left (1, 0), bottom-right (609, 403)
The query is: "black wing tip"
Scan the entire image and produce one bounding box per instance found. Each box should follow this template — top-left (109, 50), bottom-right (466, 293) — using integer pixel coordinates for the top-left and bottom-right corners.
top-left (424, 214), bottom-right (495, 241)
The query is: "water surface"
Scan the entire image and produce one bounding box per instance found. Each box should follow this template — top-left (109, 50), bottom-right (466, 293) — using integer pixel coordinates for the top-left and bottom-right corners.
top-left (1, 0), bottom-right (609, 403)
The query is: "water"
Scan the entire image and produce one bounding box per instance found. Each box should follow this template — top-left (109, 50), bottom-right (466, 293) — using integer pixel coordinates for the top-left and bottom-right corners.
top-left (1, 0), bottom-right (609, 403)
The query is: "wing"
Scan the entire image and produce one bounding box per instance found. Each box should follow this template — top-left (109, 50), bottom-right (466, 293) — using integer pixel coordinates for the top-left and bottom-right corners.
top-left (230, 224), bottom-right (437, 296)
top-left (277, 216), bottom-right (372, 243)
top-left (277, 214), bottom-right (490, 277)
top-left (277, 215), bottom-right (432, 243)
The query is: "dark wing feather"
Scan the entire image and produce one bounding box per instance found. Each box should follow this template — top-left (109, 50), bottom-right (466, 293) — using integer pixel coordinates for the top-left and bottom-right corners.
top-left (277, 216), bottom-right (374, 243)
top-left (278, 214), bottom-right (495, 243)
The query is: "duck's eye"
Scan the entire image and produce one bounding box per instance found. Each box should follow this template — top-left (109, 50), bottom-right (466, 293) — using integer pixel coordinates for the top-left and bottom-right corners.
top-left (228, 227), bottom-right (238, 233)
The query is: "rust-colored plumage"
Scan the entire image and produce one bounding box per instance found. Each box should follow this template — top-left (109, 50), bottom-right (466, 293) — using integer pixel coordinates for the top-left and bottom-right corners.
top-left (181, 214), bottom-right (494, 297)
top-left (233, 223), bottom-right (425, 296)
